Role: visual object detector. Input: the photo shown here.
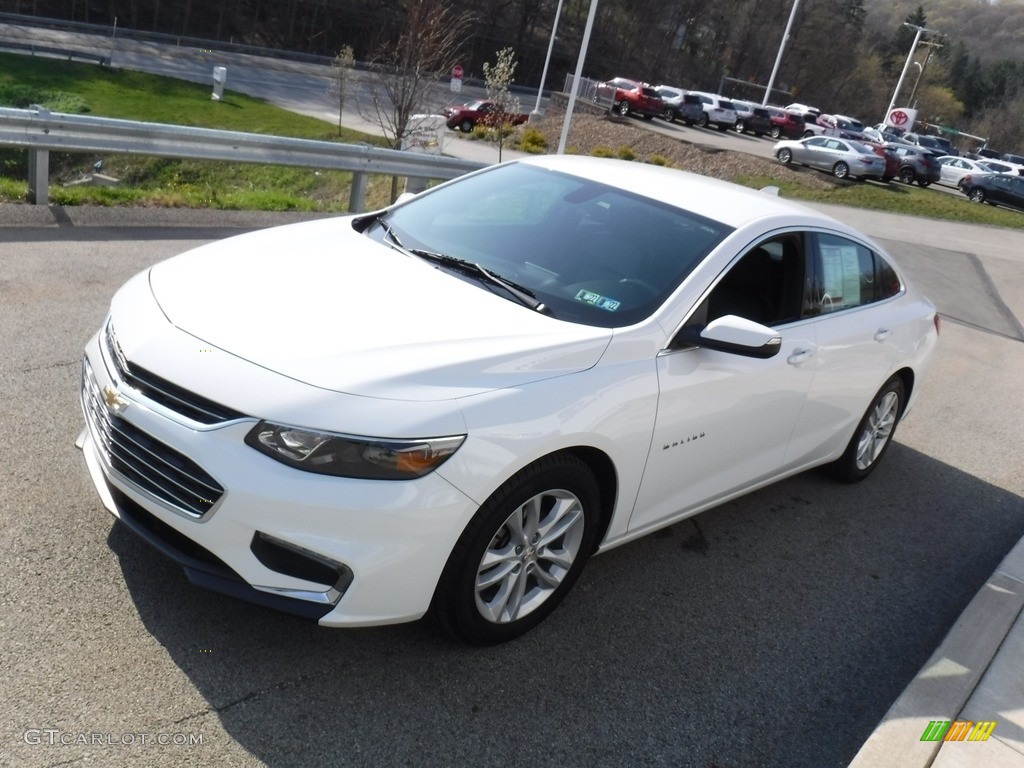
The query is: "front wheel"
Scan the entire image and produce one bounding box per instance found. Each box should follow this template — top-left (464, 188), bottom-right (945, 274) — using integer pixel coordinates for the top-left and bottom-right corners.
top-left (459, 118), bottom-right (474, 133)
top-left (769, 125), bottom-right (782, 139)
top-left (735, 120), bottom-right (746, 134)
top-left (969, 188), bottom-right (986, 204)
top-left (431, 455), bottom-right (601, 644)
top-left (615, 100), bottom-right (630, 117)
top-left (829, 376), bottom-right (905, 483)
top-left (662, 107), bottom-right (676, 123)
top-left (832, 161), bottom-right (850, 179)
top-left (899, 168), bottom-right (916, 184)
top-left (776, 148), bottom-right (793, 164)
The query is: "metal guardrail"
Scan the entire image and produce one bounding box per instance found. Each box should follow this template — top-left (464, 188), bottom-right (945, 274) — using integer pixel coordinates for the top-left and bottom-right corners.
top-left (0, 107), bottom-right (485, 209)
top-left (0, 39), bottom-right (110, 65)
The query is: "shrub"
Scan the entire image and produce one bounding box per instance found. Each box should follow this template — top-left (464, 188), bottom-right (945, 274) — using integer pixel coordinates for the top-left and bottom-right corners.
top-left (646, 154), bottom-right (671, 166)
top-left (516, 126), bottom-right (547, 154)
top-left (616, 145), bottom-right (636, 161)
top-left (590, 146), bottom-right (614, 158)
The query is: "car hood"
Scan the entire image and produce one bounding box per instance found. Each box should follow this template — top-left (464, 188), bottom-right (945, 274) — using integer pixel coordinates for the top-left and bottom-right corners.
top-left (148, 217), bottom-right (612, 401)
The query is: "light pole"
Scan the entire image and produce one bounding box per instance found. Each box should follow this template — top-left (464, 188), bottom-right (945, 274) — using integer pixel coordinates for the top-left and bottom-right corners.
top-left (907, 41), bottom-right (942, 108)
top-left (761, 0), bottom-right (801, 106)
top-left (532, 0), bottom-right (565, 116)
top-left (883, 23), bottom-right (941, 126)
top-left (557, 0), bottom-right (599, 155)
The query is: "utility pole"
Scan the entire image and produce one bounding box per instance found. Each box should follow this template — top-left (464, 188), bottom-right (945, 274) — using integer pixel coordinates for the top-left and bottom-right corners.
top-left (883, 23), bottom-right (942, 126)
top-left (762, 0), bottom-right (801, 106)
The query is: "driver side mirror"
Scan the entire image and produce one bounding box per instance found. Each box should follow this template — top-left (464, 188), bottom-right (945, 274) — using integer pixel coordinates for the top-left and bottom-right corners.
top-left (678, 315), bottom-right (782, 359)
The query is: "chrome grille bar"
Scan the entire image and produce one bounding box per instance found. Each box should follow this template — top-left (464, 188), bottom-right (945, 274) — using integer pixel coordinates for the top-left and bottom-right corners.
top-left (83, 359), bottom-right (224, 519)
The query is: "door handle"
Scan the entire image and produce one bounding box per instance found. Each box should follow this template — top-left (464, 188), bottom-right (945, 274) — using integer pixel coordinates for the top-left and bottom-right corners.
top-left (874, 328), bottom-right (892, 342)
top-left (787, 348), bottom-right (813, 366)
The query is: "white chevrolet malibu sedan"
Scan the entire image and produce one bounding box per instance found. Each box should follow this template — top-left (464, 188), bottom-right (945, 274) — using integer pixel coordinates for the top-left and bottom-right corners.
top-left (78, 156), bottom-right (939, 644)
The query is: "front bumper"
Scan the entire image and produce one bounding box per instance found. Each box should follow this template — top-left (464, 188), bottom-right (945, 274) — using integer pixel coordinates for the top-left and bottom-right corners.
top-left (77, 326), bottom-right (478, 627)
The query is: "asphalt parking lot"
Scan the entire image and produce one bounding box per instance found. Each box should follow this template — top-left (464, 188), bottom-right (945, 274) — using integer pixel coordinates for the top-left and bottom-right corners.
top-left (1, 205), bottom-right (1022, 767)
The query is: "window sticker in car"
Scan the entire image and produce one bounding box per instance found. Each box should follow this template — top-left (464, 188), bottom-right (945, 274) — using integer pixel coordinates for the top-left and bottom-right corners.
top-left (820, 243), bottom-right (862, 311)
top-left (574, 289), bottom-right (621, 312)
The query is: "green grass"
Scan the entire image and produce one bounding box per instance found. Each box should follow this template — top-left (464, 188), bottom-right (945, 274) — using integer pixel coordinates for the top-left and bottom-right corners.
top-left (0, 52), bottom-right (394, 211)
top-left (735, 173), bottom-right (1024, 230)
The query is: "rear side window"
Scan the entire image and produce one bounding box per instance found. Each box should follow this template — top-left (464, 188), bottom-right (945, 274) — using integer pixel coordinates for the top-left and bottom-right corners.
top-left (810, 233), bottom-right (901, 314)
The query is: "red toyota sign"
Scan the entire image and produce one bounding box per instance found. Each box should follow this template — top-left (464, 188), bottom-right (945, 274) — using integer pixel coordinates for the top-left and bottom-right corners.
top-left (890, 110), bottom-right (909, 126)
top-left (452, 64), bottom-right (464, 79)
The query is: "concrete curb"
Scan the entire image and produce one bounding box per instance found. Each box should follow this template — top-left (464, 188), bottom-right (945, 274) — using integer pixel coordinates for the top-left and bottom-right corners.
top-left (848, 535), bottom-right (1024, 767)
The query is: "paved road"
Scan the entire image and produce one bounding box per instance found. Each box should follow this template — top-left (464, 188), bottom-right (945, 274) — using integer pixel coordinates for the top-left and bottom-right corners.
top-left (1, 205), bottom-right (1022, 768)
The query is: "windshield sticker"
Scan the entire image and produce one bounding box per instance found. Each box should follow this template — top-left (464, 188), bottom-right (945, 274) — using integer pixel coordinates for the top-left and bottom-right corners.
top-left (574, 289), bottom-right (621, 312)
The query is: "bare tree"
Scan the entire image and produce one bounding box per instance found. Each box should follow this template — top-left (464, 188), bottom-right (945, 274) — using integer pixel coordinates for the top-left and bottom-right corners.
top-left (330, 44), bottom-right (355, 135)
top-left (483, 46), bottom-right (521, 162)
top-left (365, 1), bottom-right (473, 184)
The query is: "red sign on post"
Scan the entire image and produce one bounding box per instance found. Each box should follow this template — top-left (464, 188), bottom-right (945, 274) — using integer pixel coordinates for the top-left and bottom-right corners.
top-left (452, 64), bottom-right (464, 79)
top-left (890, 110), bottom-right (909, 127)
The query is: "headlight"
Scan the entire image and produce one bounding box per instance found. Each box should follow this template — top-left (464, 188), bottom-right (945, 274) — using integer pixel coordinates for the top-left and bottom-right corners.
top-left (244, 421), bottom-right (465, 480)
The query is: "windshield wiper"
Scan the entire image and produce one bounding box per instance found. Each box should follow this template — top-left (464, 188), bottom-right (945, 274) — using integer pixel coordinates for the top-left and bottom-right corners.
top-left (407, 248), bottom-right (552, 316)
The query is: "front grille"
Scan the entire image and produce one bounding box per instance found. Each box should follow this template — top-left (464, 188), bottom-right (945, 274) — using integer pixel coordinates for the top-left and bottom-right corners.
top-left (83, 359), bottom-right (224, 519)
top-left (105, 322), bottom-right (245, 425)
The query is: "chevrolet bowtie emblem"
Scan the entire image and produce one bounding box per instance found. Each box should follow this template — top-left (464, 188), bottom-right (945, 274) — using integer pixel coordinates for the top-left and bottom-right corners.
top-left (102, 384), bottom-right (128, 413)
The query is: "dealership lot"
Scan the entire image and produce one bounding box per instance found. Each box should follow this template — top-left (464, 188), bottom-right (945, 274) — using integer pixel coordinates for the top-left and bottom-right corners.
top-left (1, 206), bottom-right (1022, 767)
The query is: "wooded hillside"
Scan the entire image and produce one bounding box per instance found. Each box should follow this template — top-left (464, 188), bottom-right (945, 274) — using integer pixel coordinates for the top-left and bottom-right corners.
top-left (6, 0), bottom-right (1024, 150)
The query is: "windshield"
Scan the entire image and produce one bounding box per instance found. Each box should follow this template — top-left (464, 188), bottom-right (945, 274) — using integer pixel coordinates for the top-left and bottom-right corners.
top-left (368, 164), bottom-right (731, 328)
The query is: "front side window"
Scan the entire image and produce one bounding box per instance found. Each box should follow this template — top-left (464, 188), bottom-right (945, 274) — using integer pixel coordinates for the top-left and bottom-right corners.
top-left (700, 234), bottom-right (808, 328)
top-left (810, 233), bottom-right (901, 314)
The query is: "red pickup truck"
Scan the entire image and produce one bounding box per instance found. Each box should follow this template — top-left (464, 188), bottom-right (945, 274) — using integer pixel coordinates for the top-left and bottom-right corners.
top-left (595, 77), bottom-right (663, 120)
top-left (443, 100), bottom-right (529, 133)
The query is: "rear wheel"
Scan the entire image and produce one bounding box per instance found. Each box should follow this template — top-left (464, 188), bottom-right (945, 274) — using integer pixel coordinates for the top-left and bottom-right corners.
top-left (662, 107), bottom-right (676, 123)
top-left (776, 148), bottom-right (793, 164)
top-left (459, 118), bottom-right (474, 133)
top-left (899, 167), bottom-right (916, 184)
top-left (735, 120), bottom-right (746, 134)
top-left (431, 455), bottom-right (601, 645)
top-left (832, 162), bottom-right (850, 179)
top-left (969, 188), bottom-right (986, 204)
top-left (829, 376), bottom-right (905, 483)
top-left (615, 100), bottom-right (630, 117)
top-left (698, 113), bottom-right (710, 128)
top-left (769, 125), bottom-right (782, 139)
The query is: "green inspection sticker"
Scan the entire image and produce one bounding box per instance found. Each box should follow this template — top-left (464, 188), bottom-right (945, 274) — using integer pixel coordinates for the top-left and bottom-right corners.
top-left (574, 289), bottom-right (621, 312)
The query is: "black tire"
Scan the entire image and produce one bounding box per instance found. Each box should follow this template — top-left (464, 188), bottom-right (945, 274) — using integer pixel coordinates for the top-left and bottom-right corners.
top-left (662, 107), bottom-right (676, 123)
top-left (776, 148), bottom-right (793, 164)
top-left (735, 120), bottom-right (746, 134)
top-left (615, 100), bottom-right (630, 117)
top-left (698, 112), bottom-right (710, 128)
top-left (642, 113), bottom-right (654, 121)
top-left (832, 161), bottom-right (850, 179)
top-left (829, 376), bottom-right (906, 483)
top-left (802, 130), bottom-right (815, 139)
top-left (917, 180), bottom-right (931, 187)
top-left (969, 188), bottom-right (986, 204)
top-left (899, 167), bottom-right (915, 184)
top-left (769, 125), bottom-right (782, 139)
top-left (431, 454), bottom-right (601, 645)
top-left (459, 118), bottom-right (473, 133)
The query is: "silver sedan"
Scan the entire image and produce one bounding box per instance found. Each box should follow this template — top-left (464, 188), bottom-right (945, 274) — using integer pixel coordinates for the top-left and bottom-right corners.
top-left (774, 136), bottom-right (886, 180)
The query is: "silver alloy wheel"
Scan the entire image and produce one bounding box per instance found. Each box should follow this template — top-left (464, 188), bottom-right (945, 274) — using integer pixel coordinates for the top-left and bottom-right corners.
top-left (474, 488), bottom-right (585, 624)
top-left (854, 391), bottom-right (899, 470)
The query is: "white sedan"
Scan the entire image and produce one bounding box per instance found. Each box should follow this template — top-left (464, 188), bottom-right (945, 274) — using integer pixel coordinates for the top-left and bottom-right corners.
top-left (937, 156), bottom-right (994, 188)
top-left (77, 156), bottom-right (939, 644)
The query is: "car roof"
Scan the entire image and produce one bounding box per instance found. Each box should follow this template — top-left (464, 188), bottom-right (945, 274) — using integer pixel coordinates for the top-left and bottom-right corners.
top-left (516, 155), bottom-right (833, 230)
